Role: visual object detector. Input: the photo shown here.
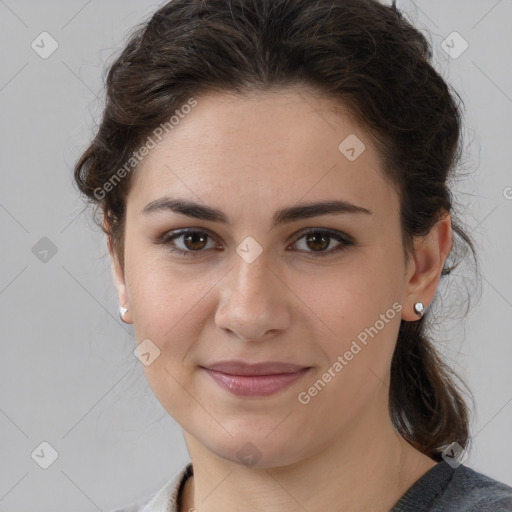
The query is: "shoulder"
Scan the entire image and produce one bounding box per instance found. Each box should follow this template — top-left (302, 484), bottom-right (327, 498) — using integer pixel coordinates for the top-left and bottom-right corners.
top-left (441, 464), bottom-right (512, 511)
top-left (392, 461), bottom-right (512, 512)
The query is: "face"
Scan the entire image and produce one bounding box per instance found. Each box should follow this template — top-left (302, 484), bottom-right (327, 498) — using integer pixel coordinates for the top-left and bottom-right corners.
top-left (113, 88), bottom-right (415, 468)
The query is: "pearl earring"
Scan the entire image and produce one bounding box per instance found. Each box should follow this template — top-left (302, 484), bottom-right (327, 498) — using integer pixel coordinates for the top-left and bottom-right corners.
top-left (119, 306), bottom-right (129, 322)
top-left (413, 302), bottom-right (424, 318)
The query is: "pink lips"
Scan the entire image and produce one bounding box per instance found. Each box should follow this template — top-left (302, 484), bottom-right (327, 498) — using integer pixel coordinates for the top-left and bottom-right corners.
top-left (200, 361), bottom-right (311, 397)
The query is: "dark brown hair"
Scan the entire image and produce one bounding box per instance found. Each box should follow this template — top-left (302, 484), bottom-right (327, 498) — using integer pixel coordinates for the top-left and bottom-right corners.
top-left (74, 0), bottom-right (478, 461)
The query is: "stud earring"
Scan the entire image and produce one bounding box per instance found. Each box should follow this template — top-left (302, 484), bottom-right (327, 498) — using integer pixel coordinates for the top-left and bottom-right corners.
top-left (119, 306), bottom-right (129, 322)
top-left (413, 302), bottom-right (424, 318)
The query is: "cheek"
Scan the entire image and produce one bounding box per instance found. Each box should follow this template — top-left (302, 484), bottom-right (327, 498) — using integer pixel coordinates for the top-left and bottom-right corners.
top-left (126, 258), bottom-right (212, 416)
top-left (125, 239), bottom-right (207, 337)
top-left (312, 249), bottom-right (402, 329)
top-left (305, 245), bottom-right (404, 383)
top-left (301, 284), bottom-right (401, 424)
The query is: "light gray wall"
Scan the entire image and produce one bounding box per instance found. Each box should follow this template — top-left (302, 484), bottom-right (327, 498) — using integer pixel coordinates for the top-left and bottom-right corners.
top-left (0, 1), bottom-right (510, 510)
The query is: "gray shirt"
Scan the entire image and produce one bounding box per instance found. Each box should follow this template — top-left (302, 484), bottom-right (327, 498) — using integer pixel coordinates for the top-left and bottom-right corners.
top-left (390, 461), bottom-right (512, 511)
top-left (112, 461), bottom-right (512, 511)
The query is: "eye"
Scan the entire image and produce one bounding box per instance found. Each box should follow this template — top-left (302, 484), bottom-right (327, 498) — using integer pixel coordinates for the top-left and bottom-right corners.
top-left (289, 228), bottom-right (354, 258)
top-left (157, 229), bottom-right (221, 258)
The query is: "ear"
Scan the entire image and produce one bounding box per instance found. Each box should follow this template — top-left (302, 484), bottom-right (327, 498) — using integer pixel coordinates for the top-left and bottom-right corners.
top-left (105, 220), bottom-right (133, 324)
top-left (402, 211), bottom-right (453, 321)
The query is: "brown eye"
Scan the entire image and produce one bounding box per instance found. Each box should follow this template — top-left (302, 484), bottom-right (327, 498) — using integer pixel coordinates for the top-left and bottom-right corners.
top-left (158, 229), bottom-right (219, 258)
top-left (182, 232), bottom-right (209, 251)
top-left (305, 232), bottom-right (330, 252)
top-left (291, 228), bottom-right (354, 258)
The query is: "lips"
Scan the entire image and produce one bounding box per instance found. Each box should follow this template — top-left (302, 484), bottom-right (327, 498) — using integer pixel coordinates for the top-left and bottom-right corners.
top-left (199, 360), bottom-right (312, 397)
top-left (201, 360), bottom-right (309, 376)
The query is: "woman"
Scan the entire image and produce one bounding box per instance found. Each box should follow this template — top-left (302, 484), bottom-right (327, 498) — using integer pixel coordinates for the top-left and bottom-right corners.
top-left (74, 0), bottom-right (512, 510)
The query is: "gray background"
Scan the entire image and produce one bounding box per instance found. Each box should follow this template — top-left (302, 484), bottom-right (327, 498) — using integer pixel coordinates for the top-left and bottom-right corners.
top-left (0, 0), bottom-right (511, 510)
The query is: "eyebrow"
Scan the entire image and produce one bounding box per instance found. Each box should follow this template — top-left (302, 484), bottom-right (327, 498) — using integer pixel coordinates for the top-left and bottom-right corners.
top-left (141, 197), bottom-right (372, 228)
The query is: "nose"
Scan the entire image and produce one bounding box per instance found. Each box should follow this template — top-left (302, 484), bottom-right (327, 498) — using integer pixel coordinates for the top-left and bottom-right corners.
top-left (214, 251), bottom-right (291, 342)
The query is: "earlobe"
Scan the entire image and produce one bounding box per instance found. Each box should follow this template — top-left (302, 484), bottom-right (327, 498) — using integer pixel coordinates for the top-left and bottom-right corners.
top-left (107, 234), bottom-right (133, 324)
top-left (402, 212), bottom-right (452, 321)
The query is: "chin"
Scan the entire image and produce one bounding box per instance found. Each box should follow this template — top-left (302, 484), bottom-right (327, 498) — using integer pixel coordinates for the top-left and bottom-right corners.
top-left (195, 427), bottom-right (312, 470)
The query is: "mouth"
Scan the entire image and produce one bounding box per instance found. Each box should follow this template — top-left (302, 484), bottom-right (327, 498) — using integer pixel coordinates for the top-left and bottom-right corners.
top-left (199, 361), bottom-right (312, 397)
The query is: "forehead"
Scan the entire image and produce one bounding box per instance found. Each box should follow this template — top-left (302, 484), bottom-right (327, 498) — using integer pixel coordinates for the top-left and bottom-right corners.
top-left (126, 88), bottom-right (397, 220)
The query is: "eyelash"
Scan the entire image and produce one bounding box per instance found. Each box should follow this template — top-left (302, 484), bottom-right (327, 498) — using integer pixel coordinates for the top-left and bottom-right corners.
top-left (156, 228), bottom-right (354, 259)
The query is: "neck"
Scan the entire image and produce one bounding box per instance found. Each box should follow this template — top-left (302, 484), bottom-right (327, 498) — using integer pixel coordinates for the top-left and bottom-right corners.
top-left (180, 387), bottom-right (436, 512)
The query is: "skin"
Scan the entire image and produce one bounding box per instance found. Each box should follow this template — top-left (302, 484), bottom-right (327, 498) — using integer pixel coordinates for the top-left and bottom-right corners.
top-left (108, 87), bottom-right (452, 511)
